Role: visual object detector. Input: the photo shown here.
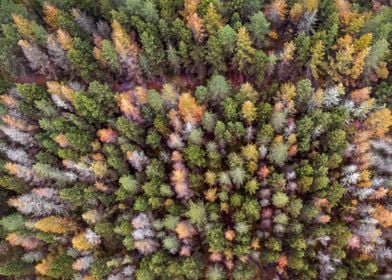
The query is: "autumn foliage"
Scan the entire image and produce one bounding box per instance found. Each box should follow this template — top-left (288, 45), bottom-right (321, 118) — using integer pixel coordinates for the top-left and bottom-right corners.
top-left (0, 1), bottom-right (391, 279)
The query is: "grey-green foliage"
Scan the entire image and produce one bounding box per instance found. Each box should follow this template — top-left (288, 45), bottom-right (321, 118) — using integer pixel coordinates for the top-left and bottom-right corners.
top-left (217, 25), bottom-right (236, 55)
top-left (295, 79), bottom-right (313, 110)
top-left (272, 192), bottom-right (289, 208)
top-left (230, 167), bottom-right (246, 187)
top-left (188, 128), bottom-right (204, 145)
top-left (271, 111), bottom-right (286, 132)
top-left (162, 235), bottom-right (180, 254)
top-left (147, 89), bottom-right (164, 112)
top-left (33, 163), bottom-right (77, 182)
top-left (247, 12), bottom-right (270, 48)
top-left (0, 213), bottom-right (25, 232)
top-left (207, 74), bottom-right (231, 102)
top-left (186, 201), bottom-right (207, 226)
top-left (101, 40), bottom-right (120, 70)
top-left (268, 142), bottom-right (289, 167)
top-left (365, 39), bottom-right (390, 72)
top-left (361, 8), bottom-right (392, 41)
top-left (202, 111), bottom-right (218, 132)
top-left (163, 215), bottom-right (179, 231)
top-left (119, 175), bottom-right (140, 194)
top-left (206, 264), bottom-right (227, 280)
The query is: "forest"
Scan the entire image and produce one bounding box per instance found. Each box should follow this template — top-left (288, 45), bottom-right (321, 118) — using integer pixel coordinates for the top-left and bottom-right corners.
top-left (0, 0), bottom-right (391, 279)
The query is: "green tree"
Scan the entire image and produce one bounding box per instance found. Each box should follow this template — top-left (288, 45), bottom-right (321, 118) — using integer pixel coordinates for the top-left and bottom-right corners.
top-left (139, 30), bottom-right (166, 77)
top-left (101, 39), bottom-right (120, 71)
top-left (295, 79), bottom-right (313, 111)
top-left (326, 129), bottom-right (347, 153)
top-left (73, 81), bottom-right (117, 124)
top-left (68, 37), bottom-right (103, 82)
top-left (207, 74), bottom-right (231, 102)
top-left (244, 179), bottom-right (259, 194)
top-left (187, 201), bottom-right (207, 226)
top-left (294, 32), bottom-right (311, 63)
top-left (147, 89), bottom-right (164, 112)
top-left (365, 39), bottom-right (389, 74)
top-left (222, 97), bottom-right (239, 121)
top-left (206, 35), bottom-right (227, 73)
top-left (272, 192), bottom-right (289, 208)
top-left (217, 24), bottom-right (236, 56)
top-left (206, 264), bottom-right (226, 280)
top-left (268, 142), bottom-right (289, 167)
top-left (296, 116), bottom-right (314, 152)
top-left (184, 145), bottom-right (206, 168)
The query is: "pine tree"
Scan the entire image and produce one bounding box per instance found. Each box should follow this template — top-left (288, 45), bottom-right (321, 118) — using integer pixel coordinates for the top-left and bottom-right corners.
top-left (206, 35), bottom-right (227, 73)
top-left (247, 12), bottom-right (270, 48)
top-left (186, 201), bottom-right (207, 226)
top-left (365, 39), bottom-right (390, 76)
top-left (0, 2), bottom-right (390, 279)
top-left (233, 27), bottom-right (255, 73)
top-left (309, 40), bottom-right (325, 79)
top-left (217, 25), bottom-right (236, 56)
top-left (207, 74), bottom-right (231, 102)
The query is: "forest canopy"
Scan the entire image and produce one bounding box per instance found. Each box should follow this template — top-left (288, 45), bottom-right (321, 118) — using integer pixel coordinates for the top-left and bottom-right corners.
top-left (0, 0), bottom-right (391, 279)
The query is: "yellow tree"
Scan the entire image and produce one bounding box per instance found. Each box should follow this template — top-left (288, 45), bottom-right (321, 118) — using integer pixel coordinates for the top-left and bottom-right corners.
top-left (116, 92), bottom-right (142, 123)
top-left (203, 3), bottom-right (223, 35)
top-left (335, 0), bottom-right (367, 33)
top-left (281, 41), bottom-right (296, 62)
top-left (56, 29), bottom-right (73, 50)
top-left (35, 216), bottom-right (77, 234)
top-left (350, 34), bottom-right (372, 80)
top-left (303, 0), bottom-right (319, 12)
top-left (12, 14), bottom-right (32, 38)
top-left (46, 81), bottom-right (76, 102)
top-left (233, 27), bottom-right (256, 73)
top-left (182, 0), bottom-right (199, 16)
top-left (241, 101), bottom-right (257, 123)
top-left (241, 144), bottom-right (258, 162)
top-left (350, 87), bottom-right (371, 104)
top-left (43, 2), bottom-right (59, 28)
top-left (328, 35), bottom-right (354, 83)
top-left (365, 108), bottom-right (392, 137)
top-left (111, 20), bottom-right (138, 55)
top-left (181, 0), bottom-right (205, 43)
top-left (111, 20), bottom-right (141, 81)
top-left (309, 40), bottom-right (325, 79)
top-left (178, 92), bottom-right (205, 124)
top-left (72, 231), bottom-right (100, 251)
top-left (265, 0), bottom-right (287, 23)
top-left (112, 20), bottom-right (131, 54)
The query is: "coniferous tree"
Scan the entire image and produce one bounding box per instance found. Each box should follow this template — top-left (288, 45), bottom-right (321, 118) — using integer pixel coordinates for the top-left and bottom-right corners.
top-left (0, 1), bottom-right (390, 279)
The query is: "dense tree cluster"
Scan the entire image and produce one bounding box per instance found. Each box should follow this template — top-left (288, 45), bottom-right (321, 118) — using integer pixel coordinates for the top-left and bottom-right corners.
top-left (0, 0), bottom-right (391, 279)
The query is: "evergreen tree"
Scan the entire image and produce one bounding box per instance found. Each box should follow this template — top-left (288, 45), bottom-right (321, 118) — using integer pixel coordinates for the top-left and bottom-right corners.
top-left (0, 2), bottom-right (389, 279)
